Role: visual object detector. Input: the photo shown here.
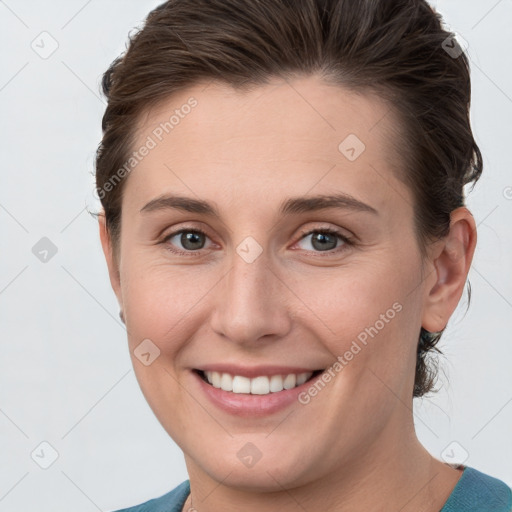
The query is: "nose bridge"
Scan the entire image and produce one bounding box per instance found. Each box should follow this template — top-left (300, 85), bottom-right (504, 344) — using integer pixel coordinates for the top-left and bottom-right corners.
top-left (210, 234), bottom-right (291, 343)
top-left (228, 236), bottom-right (274, 317)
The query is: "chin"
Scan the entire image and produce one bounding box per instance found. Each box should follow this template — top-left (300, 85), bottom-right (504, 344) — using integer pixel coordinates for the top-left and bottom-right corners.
top-left (187, 443), bottom-right (318, 492)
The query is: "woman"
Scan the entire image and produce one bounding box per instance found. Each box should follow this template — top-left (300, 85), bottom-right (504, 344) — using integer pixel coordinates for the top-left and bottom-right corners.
top-left (94, 0), bottom-right (512, 510)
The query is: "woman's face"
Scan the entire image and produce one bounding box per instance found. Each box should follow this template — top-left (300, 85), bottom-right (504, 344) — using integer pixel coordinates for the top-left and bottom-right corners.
top-left (101, 75), bottom-right (441, 490)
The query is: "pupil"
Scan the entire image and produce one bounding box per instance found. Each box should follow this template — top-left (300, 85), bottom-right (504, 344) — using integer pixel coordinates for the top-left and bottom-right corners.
top-left (182, 232), bottom-right (204, 250)
top-left (312, 232), bottom-right (336, 251)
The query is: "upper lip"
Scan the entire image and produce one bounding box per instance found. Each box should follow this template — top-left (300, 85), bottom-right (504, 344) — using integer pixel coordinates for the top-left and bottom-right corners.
top-left (195, 364), bottom-right (324, 378)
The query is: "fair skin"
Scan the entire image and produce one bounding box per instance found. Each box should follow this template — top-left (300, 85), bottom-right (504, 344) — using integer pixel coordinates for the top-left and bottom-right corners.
top-left (99, 75), bottom-right (477, 512)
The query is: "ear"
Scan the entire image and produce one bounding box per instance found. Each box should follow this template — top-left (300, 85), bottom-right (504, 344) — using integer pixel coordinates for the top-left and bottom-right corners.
top-left (421, 206), bottom-right (477, 333)
top-left (98, 212), bottom-right (123, 310)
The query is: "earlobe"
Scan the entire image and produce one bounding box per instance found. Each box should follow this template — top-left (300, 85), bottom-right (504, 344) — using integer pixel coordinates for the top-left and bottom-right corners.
top-left (421, 207), bottom-right (477, 333)
top-left (98, 213), bottom-right (123, 309)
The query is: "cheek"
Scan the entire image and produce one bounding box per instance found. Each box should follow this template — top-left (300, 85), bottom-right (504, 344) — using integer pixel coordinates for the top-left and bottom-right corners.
top-left (120, 260), bottom-right (218, 350)
top-left (292, 259), bottom-right (404, 337)
top-left (292, 260), bottom-right (419, 389)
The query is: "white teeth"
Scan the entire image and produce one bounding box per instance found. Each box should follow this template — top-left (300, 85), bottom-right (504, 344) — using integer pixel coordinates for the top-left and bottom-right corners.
top-left (232, 375), bottom-right (251, 393)
top-left (220, 372), bottom-right (233, 391)
top-left (269, 374), bottom-right (284, 392)
top-left (296, 373), bottom-right (309, 386)
top-left (283, 374), bottom-right (296, 389)
top-left (203, 371), bottom-right (313, 394)
top-left (251, 376), bottom-right (270, 395)
top-left (211, 371), bottom-right (221, 388)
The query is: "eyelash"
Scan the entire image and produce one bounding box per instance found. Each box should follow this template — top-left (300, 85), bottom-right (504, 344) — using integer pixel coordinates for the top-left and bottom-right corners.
top-left (160, 226), bottom-right (354, 257)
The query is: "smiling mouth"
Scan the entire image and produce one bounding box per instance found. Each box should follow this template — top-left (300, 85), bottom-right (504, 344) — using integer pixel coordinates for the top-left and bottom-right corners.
top-left (194, 369), bottom-right (324, 395)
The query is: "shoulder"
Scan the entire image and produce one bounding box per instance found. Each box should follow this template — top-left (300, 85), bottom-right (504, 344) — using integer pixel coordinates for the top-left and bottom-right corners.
top-left (441, 466), bottom-right (512, 512)
top-left (109, 479), bottom-right (190, 512)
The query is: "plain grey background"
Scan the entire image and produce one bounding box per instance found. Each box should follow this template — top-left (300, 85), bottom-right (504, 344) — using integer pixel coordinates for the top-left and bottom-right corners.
top-left (1, 1), bottom-right (511, 510)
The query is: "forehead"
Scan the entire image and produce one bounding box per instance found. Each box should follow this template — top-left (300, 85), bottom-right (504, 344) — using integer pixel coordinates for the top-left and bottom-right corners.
top-left (124, 75), bottom-right (410, 221)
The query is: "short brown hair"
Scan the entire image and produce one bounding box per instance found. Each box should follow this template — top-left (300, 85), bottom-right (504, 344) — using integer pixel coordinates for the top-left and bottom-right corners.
top-left (94, 0), bottom-right (482, 398)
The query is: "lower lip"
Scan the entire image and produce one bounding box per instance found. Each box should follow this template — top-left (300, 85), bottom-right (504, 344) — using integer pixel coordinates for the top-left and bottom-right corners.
top-left (192, 370), bottom-right (322, 417)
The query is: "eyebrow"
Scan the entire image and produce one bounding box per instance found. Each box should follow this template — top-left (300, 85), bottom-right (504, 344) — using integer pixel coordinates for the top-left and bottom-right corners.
top-left (140, 192), bottom-right (379, 217)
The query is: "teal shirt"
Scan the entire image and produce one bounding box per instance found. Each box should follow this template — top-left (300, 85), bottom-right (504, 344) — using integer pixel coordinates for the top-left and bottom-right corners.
top-left (112, 466), bottom-right (512, 511)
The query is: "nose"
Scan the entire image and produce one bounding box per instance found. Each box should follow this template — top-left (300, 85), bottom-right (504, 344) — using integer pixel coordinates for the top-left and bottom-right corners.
top-left (209, 241), bottom-right (292, 346)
